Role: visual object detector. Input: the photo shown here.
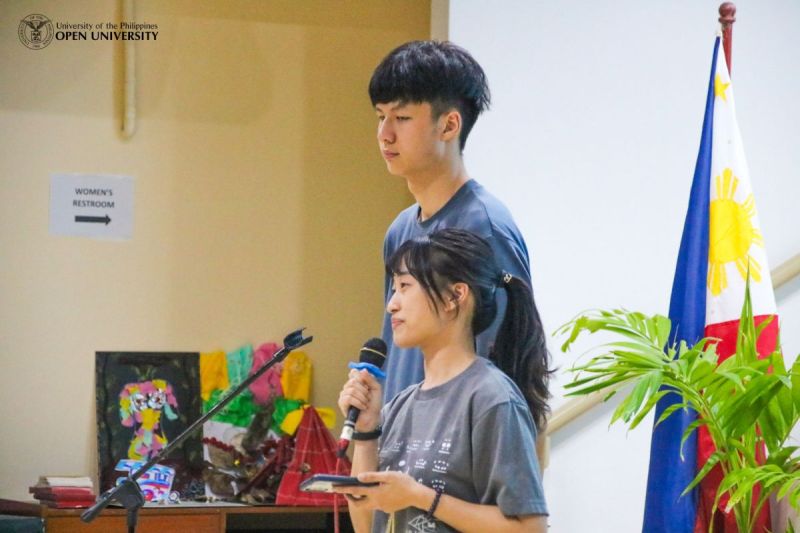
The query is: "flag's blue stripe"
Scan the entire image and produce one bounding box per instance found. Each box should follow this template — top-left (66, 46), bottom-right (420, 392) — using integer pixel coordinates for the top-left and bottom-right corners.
top-left (642, 37), bottom-right (720, 533)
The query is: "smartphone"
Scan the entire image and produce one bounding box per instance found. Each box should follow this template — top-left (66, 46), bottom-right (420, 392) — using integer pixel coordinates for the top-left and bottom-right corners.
top-left (299, 474), bottom-right (379, 493)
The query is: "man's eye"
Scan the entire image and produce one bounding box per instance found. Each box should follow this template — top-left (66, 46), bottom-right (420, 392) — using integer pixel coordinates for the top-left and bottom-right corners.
top-left (397, 116), bottom-right (410, 121)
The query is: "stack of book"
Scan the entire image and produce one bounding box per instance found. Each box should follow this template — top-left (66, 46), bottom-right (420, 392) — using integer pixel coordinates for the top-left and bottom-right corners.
top-left (29, 476), bottom-right (96, 508)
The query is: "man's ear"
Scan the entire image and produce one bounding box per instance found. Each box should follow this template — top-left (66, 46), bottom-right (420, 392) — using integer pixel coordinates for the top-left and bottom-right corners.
top-left (440, 110), bottom-right (462, 143)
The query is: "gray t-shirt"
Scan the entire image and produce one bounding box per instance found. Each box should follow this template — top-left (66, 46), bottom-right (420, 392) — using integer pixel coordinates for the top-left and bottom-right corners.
top-left (372, 358), bottom-right (548, 533)
top-left (381, 179), bottom-right (532, 402)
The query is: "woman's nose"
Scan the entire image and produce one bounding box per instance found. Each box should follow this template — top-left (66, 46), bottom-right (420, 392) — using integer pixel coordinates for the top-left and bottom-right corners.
top-left (386, 291), bottom-right (400, 313)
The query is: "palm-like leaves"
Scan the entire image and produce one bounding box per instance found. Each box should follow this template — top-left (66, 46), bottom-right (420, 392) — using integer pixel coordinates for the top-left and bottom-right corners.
top-left (557, 287), bottom-right (800, 532)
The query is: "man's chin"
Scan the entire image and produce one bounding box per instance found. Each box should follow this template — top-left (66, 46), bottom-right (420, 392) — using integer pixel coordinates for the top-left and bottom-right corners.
top-left (382, 160), bottom-right (409, 177)
top-left (384, 165), bottom-right (403, 177)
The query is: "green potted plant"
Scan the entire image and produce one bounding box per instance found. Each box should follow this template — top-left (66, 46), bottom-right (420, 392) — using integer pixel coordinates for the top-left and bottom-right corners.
top-left (557, 284), bottom-right (800, 532)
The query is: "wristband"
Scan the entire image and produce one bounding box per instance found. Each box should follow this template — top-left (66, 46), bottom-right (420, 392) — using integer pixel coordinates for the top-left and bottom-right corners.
top-left (426, 486), bottom-right (443, 520)
top-left (351, 426), bottom-right (382, 441)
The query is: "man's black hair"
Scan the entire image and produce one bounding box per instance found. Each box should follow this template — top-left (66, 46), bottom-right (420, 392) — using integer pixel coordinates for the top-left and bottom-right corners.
top-left (369, 40), bottom-right (491, 151)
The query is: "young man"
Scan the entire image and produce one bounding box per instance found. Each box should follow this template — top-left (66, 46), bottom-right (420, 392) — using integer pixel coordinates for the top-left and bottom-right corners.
top-left (371, 40), bottom-right (539, 402)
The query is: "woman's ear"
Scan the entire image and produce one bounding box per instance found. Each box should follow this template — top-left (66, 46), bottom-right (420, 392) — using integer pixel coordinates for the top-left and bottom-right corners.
top-left (445, 282), bottom-right (470, 311)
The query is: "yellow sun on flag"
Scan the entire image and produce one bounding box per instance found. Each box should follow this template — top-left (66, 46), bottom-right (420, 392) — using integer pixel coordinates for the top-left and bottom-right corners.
top-left (714, 74), bottom-right (730, 102)
top-left (707, 168), bottom-right (764, 296)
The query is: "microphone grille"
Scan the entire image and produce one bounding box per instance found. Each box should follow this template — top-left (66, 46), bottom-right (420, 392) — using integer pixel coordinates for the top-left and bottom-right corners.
top-left (359, 337), bottom-right (387, 368)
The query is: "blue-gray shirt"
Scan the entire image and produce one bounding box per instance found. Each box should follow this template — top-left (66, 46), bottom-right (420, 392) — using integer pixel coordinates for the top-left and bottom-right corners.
top-left (381, 180), bottom-right (532, 401)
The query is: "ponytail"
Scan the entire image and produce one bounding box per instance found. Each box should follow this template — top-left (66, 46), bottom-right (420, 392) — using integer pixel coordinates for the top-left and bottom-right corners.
top-left (490, 275), bottom-right (552, 431)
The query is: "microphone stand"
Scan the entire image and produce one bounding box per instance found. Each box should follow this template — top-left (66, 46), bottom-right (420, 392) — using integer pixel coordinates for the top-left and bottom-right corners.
top-left (81, 328), bottom-right (313, 533)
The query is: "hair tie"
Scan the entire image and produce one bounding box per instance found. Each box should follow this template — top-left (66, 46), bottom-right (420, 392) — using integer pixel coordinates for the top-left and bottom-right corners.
top-left (498, 272), bottom-right (512, 286)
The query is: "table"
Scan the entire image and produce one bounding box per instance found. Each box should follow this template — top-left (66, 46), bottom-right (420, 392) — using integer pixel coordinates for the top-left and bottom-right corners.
top-left (0, 499), bottom-right (353, 532)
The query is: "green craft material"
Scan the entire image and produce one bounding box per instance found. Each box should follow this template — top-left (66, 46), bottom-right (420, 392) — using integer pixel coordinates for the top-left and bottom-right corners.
top-left (226, 345), bottom-right (254, 386)
top-left (272, 397), bottom-right (304, 433)
top-left (204, 388), bottom-right (258, 427)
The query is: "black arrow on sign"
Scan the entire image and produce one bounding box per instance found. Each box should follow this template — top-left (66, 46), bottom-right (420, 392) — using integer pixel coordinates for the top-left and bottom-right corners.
top-left (75, 214), bottom-right (111, 225)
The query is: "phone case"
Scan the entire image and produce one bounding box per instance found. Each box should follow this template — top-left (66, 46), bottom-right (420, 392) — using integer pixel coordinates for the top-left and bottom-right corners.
top-left (299, 474), bottom-right (378, 493)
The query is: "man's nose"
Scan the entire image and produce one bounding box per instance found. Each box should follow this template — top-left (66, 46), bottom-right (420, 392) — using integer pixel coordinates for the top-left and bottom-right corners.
top-left (378, 119), bottom-right (394, 144)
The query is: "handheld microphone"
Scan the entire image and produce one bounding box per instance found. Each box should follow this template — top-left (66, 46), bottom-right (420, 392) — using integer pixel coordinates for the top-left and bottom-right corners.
top-left (337, 337), bottom-right (387, 456)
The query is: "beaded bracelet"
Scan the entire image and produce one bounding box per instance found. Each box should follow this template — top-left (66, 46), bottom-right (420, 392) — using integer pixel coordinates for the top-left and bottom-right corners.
top-left (426, 486), bottom-right (443, 520)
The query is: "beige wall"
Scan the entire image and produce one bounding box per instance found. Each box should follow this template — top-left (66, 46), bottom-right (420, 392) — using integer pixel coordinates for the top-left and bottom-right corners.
top-left (0, 0), bottom-right (427, 500)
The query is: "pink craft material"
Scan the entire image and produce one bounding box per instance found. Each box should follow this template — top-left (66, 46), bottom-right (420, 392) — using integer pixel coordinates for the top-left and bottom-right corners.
top-left (248, 342), bottom-right (283, 404)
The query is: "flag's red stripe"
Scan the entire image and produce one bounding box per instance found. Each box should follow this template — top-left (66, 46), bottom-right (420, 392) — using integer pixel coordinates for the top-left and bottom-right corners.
top-left (693, 314), bottom-right (779, 532)
top-left (705, 315), bottom-right (779, 361)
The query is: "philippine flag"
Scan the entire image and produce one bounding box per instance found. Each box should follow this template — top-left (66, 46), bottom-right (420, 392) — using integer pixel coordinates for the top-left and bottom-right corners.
top-left (642, 37), bottom-right (779, 533)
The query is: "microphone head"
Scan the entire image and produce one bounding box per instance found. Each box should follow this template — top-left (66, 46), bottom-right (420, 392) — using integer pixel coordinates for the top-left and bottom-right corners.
top-left (359, 337), bottom-right (387, 368)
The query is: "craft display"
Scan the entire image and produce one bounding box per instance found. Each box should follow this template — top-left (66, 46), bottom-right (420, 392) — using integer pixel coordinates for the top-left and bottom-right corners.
top-left (95, 341), bottom-right (342, 505)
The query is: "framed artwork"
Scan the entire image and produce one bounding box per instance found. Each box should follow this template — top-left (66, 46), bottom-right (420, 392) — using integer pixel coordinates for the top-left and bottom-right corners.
top-left (95, 352), bottom-right (205, 500)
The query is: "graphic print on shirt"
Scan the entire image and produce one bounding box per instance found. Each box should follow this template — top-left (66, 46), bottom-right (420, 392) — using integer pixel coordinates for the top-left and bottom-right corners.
top-left (408, 513), bottom-right (436, 533)
top-left (432, 459), bottom-right (449, 474)
top-left (380, 430), bottom-right (453, 530)
top-left (438, 438), bottom-right (452, 455)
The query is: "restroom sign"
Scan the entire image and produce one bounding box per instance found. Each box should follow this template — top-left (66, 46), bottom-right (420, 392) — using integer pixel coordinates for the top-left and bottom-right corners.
top-left (50, 174), bottom-right (134, 239)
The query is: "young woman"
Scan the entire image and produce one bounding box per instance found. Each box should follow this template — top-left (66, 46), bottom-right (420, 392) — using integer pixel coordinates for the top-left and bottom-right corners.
top-left (336, 229), bottom-right (550, 533)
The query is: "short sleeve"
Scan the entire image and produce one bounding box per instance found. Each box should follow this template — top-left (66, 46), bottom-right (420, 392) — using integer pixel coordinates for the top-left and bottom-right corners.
top-left (488, 232), bottom-right (531, 282)
top-left (471, 401), bottom-right (548, 517)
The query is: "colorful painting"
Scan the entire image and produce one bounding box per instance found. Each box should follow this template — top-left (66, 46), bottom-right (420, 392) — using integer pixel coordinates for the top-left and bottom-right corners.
top-left (95, 352), bottom-right (204, 500)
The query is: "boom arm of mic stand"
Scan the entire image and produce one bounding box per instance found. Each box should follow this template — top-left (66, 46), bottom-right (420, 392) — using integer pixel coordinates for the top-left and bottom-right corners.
top-left (81, 328), bottom-right (313, 525)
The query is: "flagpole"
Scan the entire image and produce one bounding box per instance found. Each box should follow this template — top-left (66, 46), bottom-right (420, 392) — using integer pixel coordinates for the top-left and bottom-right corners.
top-left (719, 2), bottom-right (736, 75)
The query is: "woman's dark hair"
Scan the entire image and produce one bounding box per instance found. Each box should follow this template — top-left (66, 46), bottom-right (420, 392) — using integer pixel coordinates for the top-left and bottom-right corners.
top-left (369, 40), bottom-right (490, 152)
top-left (387, 228), bottom-right (551, 429)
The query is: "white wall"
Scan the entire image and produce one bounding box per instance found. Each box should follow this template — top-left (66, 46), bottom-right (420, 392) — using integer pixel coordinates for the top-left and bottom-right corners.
top-left (449, 1), bottom-right (800, 531)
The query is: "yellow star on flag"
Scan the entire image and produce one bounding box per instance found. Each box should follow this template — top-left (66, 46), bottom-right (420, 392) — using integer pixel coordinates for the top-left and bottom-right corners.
top-left (714, 74), bottom-right (730, 102)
